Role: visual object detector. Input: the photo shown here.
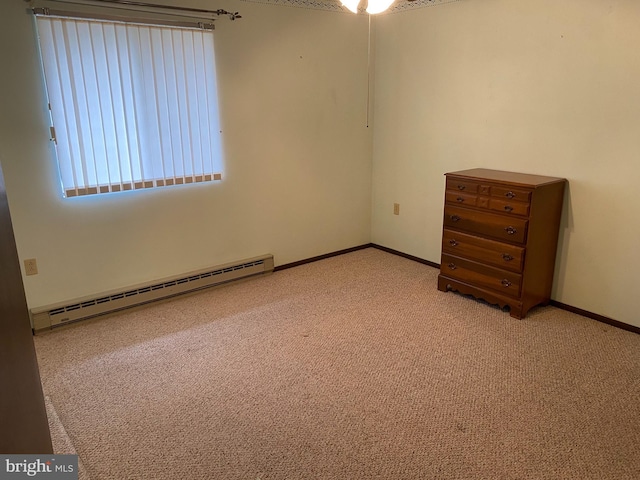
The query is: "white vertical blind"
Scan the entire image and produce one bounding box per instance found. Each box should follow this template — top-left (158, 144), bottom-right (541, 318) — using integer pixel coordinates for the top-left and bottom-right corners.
top-left (36, 16), bottom-right (223, 197)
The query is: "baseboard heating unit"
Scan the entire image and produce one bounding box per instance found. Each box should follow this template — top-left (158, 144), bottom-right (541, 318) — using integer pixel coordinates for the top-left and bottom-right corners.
top-left (31, 254), bottom-right (274, 333)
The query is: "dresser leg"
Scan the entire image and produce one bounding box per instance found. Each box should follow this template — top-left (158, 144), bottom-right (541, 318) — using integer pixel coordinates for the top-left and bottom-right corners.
top-left (509, 306), bottom-right (523, 319)
top-left (437, 275), bottom-right (449, 292)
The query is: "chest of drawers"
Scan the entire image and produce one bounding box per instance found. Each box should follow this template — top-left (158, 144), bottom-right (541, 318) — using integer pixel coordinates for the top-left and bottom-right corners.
top-left (437, 168), bottom-right (566, 319)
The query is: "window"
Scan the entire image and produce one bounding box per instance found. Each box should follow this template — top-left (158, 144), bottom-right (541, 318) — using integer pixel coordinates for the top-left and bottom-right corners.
top-left (35, 15), bottom-right (223, 197)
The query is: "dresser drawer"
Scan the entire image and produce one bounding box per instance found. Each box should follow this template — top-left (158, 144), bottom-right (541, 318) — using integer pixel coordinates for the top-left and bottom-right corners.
top-left (442, 228), bottom-right (525, 272)
top-left (488, 198), bottom-right (530, 216)
top-left (446, 177), bottom-right (479, 194)
top-left (445, 191), bottom-right (477, 207)
top-left (491, 186), bottom-right (532, 203)
top-left (441, 254), bottom-right (522, 298)
top-left (443, 205), bottom-right (528, 244)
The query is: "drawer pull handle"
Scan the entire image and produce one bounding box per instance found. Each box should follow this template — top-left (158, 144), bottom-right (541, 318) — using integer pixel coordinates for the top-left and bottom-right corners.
top-left (505, 191), bottom-right (516, 199)
top-left (456, 197), bottom-right (465, 202)
top-left (448, 263), bottom-right (457, 270)
top-left (501, 279), bottom-right (512, 288)
top-left (504, 226), bottom-right (517, 235)
top-left (457, 185), bottom-right (466, 191)
top-left (504, 205), bottom-right (513, 212)
top-left (449, 239), bottom-right (459, 247)
top-left (502, 253), bottom-right (514, 262)
top-left (450, 215), bottom-right (461, 222)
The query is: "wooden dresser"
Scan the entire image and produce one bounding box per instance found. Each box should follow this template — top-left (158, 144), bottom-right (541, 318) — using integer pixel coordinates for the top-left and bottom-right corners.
top-left (437, 168), bottom-right (566, 319)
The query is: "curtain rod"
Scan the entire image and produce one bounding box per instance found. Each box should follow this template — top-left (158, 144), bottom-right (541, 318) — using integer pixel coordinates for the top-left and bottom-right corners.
top-left (28, 0), bottom-right (242, 21)
top-left (32, 7), bottom-right (216, 30)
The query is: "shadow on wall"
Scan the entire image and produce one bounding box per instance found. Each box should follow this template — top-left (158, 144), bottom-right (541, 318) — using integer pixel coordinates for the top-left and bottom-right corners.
top-left (552, 182), bottom-right (573, 300)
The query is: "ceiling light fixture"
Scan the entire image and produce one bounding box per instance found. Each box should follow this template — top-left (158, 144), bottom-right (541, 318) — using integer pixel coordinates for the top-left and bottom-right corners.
top-left (341, 0), bottom-right (396, 14)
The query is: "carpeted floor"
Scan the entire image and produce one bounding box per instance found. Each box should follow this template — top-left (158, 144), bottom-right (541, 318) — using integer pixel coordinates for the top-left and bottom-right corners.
top-left (34, 248), bottom-right (640, 479)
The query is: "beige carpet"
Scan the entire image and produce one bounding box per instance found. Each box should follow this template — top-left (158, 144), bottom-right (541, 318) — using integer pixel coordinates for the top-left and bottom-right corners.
top-left (44, 395), bottom-right (90, 480)
top-left (34, 248), bottom-right (640, 479)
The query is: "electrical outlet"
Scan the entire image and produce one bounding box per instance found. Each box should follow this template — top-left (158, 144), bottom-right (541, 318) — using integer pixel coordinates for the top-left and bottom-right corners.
top-left (24, 258), bottom-right (38, 276)
top-left (393, 203), bottom-right (400, 215)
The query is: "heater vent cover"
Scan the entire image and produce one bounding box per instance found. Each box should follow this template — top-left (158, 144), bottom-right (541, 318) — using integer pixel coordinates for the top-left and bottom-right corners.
top-left (31, 254), bottom-right (274, 332)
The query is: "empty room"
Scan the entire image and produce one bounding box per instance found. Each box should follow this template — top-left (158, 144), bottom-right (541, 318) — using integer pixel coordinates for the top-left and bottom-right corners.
top-left (1, 0), bottom-right (639, 478)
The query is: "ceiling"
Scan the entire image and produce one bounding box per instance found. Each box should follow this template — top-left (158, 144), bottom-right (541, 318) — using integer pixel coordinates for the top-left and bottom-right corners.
top-left (238, 0), bottom-right (461, 14)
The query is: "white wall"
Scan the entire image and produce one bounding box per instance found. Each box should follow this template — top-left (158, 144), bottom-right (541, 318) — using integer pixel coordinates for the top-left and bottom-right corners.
top-left (372, 0), bottom-right (640, 327)
top-left (3, 0), bottom-right (638, 329)
top-left (0, 0), bottom-right (373, 308)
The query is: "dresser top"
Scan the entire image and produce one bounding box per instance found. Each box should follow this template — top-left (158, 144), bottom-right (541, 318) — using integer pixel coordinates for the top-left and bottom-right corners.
top-left (445, 169), bottom-right (565, 187)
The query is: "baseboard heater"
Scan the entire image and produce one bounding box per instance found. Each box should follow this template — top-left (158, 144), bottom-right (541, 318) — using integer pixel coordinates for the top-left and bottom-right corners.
top-left (31, 254), bottom-right (274, 333)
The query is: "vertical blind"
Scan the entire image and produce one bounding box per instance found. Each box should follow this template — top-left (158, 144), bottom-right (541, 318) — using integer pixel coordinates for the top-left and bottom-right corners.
top-left (36, 15), bottom-right (223, 197)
